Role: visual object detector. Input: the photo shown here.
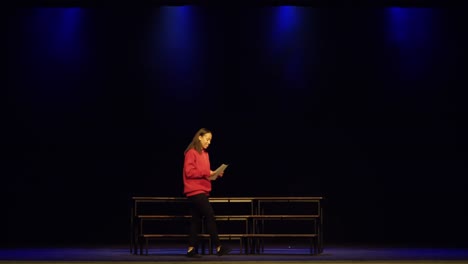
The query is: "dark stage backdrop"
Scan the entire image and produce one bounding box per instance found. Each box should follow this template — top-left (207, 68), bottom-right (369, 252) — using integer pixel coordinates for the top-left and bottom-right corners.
top-left (3, 7), bottom-right (468, 247)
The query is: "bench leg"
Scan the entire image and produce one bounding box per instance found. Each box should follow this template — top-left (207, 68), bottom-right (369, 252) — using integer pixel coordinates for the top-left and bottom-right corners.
top-left (310, 238), bottom-right (313, 255)
top-left (145, 238), bottom-right (148, 255)
top-left (239, 238), bottom-right (243, 254)
top-left (209, 238), bottom-right (213, 255)
top-left (139, 237), bottom-right (143, 255)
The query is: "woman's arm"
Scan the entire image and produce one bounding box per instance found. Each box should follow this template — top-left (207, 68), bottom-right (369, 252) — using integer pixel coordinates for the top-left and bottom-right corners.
top-left (184, 150), bottom-right (210, 179)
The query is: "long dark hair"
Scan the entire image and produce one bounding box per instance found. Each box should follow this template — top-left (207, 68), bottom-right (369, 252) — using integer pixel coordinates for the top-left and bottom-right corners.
top-left (184, 128), bottom-right (212, 155)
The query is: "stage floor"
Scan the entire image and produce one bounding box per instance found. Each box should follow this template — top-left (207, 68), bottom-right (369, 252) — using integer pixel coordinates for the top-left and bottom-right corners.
top-left (1, 243), bottom-right (468, 263)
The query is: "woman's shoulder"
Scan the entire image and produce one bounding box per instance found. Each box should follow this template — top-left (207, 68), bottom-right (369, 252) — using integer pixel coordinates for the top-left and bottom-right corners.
top-left (185, 148), bottom-right (198, 156)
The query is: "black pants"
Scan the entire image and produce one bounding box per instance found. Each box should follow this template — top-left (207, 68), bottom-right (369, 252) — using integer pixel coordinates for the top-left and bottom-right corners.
top-left (187, 193), bottom-right (220, 249)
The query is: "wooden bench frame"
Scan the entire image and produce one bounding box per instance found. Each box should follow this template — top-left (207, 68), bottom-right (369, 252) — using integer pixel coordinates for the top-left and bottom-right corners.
top-left (130, 197), bottom-right (324, 255)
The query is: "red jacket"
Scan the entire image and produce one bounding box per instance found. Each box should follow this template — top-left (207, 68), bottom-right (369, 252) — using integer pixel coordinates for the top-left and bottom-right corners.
top-left (183, 148), bottom-right (211, 197)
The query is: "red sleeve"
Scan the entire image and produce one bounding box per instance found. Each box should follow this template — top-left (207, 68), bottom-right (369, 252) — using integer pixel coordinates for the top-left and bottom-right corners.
top-left (184, 149), bottom-right (210, 179)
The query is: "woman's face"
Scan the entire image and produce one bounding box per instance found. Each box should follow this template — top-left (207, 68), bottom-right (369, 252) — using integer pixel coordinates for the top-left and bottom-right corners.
top-left (198, 133), bottom-right (212, 150)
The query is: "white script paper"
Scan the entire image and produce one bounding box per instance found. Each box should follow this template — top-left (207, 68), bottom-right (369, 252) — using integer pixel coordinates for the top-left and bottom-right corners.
top-left (209, 164), bottom-right (229, 180)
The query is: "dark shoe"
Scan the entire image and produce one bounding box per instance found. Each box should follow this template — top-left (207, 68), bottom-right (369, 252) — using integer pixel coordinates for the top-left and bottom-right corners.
top-left (216, 246), bottom-right (232, 256)
top-left (186, 250), bottom-right (202, 258)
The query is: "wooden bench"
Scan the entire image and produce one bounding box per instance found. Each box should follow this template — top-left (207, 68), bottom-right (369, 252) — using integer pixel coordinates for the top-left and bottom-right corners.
top-left (131, 197), bottom-right (324, 255)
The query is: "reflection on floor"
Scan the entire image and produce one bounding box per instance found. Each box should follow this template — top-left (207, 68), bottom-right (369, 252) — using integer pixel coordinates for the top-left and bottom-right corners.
top-left (1, 243), bottom-right (468, 263)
